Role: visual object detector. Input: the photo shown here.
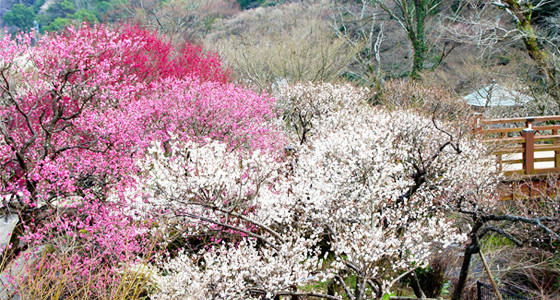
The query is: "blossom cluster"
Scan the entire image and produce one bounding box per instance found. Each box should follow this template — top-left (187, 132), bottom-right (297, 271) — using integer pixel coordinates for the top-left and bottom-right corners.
top-left (0, 24), bottom-right (279, 297)
top-left (147, 82), bottom-right (499, 299)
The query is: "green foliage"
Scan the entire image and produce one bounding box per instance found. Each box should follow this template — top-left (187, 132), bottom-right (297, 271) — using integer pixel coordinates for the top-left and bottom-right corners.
top-left (73, 8), bottom-right (98, 23)
top-left (40, 0), bottom-right (76, 27)
top-left (482, 233), bottom-right (515, 251)
top-left (94, 1), bottom-right (113, 19)
top-left (3, 4), bottom-right (37, 30)
top-left (34, 0), bottom-right (123, 32)
top-left (237, 0), bottom-right (259, 10)
top-left (43, 17), bottom-right (71, 32)
top-left (33, 0), bottom-right (47, 13)
top-left (60, 0), bottom-right (75, 11)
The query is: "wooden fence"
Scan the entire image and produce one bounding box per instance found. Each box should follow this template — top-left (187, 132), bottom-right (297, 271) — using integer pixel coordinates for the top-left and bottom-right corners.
top-left (475, 114), bottom-right (560, 176)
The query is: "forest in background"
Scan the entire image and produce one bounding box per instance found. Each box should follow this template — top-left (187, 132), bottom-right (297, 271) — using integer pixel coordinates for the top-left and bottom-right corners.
top-left (2, 0), bottom-right (560, 109)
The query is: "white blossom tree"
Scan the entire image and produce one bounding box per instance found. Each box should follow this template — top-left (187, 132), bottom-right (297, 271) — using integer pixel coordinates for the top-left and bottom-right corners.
top-left (140, 83), bottom-right (499, 299)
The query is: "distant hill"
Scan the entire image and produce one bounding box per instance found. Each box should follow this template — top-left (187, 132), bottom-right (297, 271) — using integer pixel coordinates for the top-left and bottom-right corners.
top-left (0, 0), bottom-right (18, 27)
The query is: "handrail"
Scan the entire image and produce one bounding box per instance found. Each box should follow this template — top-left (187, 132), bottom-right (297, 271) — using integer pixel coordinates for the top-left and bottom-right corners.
top-left (475, 114), bottom-right (560, 176)
top-left (481, 115), bottom-right (560, 124)
top-left (483, 125), bottom-right (560, 134)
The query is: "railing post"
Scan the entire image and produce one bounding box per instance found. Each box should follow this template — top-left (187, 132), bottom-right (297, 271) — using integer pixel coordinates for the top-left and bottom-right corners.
top-left (473, 112), bottom-right (483, 133)
top-left (554, 128), bottom-right (560, 169)
top-left (525, 117), bottom-right (534, 131)
top-left (522, 127), bottom-right (535, 174)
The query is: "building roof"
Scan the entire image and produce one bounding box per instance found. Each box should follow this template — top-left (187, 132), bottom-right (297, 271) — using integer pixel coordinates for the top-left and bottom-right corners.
top-left (464, 84), bottom-right (533, 107)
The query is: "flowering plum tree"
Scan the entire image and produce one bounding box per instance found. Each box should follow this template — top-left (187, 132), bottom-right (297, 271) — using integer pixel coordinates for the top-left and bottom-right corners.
top-left (116, 25), bottom-right (230, 84)
top-left (137, 78), bottom-right (281, 151)
top-left (0, 23), bottom-right (279, 297)
top-left (146, 83), bottom-right (499, 299)
top-left (0, 23), bottom-right (271, 213)
top-left (0, 26), bottom-right (146, 212)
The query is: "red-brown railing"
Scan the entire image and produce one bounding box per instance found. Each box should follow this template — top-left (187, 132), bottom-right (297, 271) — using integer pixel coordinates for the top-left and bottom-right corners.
top-left (475, 115), bottom-right (560, 176)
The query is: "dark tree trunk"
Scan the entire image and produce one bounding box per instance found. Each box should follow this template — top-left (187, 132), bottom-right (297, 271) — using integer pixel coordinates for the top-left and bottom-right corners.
top-left (410, 0), bottom-right (427, 80)
top-left (503, 0), bottom-right (560, 110)
top-left (409, 271), bottom-right (426, 298)
top-left (452, 221), bottom-right (483, 300)
top-left (355, 276), bottom-right (365, 300)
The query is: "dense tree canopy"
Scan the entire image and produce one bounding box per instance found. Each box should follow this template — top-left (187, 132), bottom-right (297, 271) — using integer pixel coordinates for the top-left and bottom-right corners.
top-left (2, 4), bottom-right (36, 30)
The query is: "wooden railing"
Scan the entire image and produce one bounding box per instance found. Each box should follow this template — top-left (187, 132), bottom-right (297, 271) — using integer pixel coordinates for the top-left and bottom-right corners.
top-left (475, 114), bottom-right (560, 176)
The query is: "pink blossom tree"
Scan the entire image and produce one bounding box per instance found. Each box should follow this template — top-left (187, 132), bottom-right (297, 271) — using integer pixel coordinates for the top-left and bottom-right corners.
top-left (0, 23), bottom-right (273, 214)
top-left (0, 24), bottom-right (279, 297)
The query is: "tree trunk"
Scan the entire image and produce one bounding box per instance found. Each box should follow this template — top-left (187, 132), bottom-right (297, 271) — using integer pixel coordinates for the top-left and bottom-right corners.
top-left (452, 221), bottom-right (483, 300)
top-left (409, 271), bottom-right (426, 298)
top-left (355, 276), bottom-right (365, 300)
top-left (410, 0), bottom-right (427, 80)
top-left (504, 0), bottom-right (560, 110)
top-left (451, 242), bottom-right (478, 300)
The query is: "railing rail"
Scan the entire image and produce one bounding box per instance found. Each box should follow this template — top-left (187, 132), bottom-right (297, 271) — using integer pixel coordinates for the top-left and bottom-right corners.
top-left (475, 114), bottom-right (560, 175)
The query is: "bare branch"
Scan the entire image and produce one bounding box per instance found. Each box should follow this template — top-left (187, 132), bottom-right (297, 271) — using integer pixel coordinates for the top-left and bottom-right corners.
top-left (180, 212), bottom-right (280, 251)
top-left (183, 201), bottom-right (285, 243)
top-left (482, 214), bottom-right (560, 239)
top-left (336, 275), bottom-right (355, 300)
top-left (274, 291), bottom-right (343, 300)
top-left (478, 225), bottom-right (524, 246)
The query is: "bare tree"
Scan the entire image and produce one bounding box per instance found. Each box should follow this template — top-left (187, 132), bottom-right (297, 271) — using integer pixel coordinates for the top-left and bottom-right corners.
top-left (332, 1), bottom-right (386, 86)
top-left (446, 0), bottom-right (560, 110)
top-left (494, 1), bottom-right (559, 100)
top-left (120, 0), bottom-right (239, 44)
top-left (370, 0), bottom-right (440, 79)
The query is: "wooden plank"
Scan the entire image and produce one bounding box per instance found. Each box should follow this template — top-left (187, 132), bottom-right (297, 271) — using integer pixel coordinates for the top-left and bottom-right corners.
top-left (491, 142), bottom-right (560, 155)
top-left (483, 134), bottom-right (560, 143)
top-left (482, 127), bottom-right (523, 134)
top-left (533, 134), bottom-right (560, 141)
top-left (535, 157), bottom-right (556, 162)
top-left (484, 137), bottom-right (525, 144)
top-left (534, 125), bottom-right (560, 131)
top-left (482, 125), bottom-right (560, 134)
top-left (482, 116), bottom-right (560, 124)
top-left (532, 168), bottom-right (560, 174)
top-left (502, 157), bottom-right (555, 164)
top-left (487, 137), bottom-right (560, 146)
top-left (492, 148), bottom-right (524, 155)
top-left (502, 159), bottom-right (524, 164)
top-left (482, 117), bottom-right (533, 124)
top-left (522, 129), bottom-right (535, 173)
top-left (503, 168), bottom-right (560, 176)
top-left (504, 169), bottom-right (525, 175)
top-left (534, 145), bottom-right (560, 152)
top-left (554, 128), bottom-right (559, 168)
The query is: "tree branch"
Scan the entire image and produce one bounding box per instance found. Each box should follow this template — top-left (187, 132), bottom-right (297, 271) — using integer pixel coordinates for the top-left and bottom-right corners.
top-left (274, 291), bottom-right (343, 300)
top-left (180, 212), bottom-right (280, 251)
top-left (478, 225), bottom-right (524, 247)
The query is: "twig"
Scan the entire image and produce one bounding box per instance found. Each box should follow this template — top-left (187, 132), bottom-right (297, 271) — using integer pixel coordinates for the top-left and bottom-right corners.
top-left (180, 212), bottom-right (279, 251)
top-left (479, 250), bottom-right (504, 300)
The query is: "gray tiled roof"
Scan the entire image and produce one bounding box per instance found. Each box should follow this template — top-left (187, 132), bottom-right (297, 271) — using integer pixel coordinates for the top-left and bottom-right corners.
top-left (464, 84), bottom-right (533, 107)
